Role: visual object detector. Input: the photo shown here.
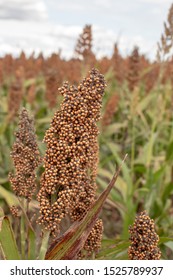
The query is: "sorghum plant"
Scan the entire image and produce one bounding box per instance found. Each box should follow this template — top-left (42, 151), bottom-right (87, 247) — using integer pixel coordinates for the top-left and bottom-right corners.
top-left (45, 70), bottom-right (59, 108)
top-left (128, 211), bottom-right (161, 260)
top-left (127, 46), bottom-right (140, 92)
top-left (111, 43), bottom-right (124, 84)
top-left (157, 3), bottom-right (173, 61)
top-left (38, 68), bottom-right (106, 258)
top-left (9, 108), bottom-right (41, 201)
top-left (26, 83), bottom-right (36, 105)
top-left (74, 25), bottom-right (95, 66)
top-left (102, 93), bottom-right (119, 127)
top-left (7, 68), bottom-right (24, 121)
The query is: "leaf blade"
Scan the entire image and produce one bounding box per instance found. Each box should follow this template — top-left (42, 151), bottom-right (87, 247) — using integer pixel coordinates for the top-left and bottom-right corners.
top-left (0, 216), bottom-right (21, 260)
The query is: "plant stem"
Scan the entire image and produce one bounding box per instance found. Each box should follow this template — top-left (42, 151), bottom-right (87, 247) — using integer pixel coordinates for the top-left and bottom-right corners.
top-left (17, 197), bottom-right (34, 232)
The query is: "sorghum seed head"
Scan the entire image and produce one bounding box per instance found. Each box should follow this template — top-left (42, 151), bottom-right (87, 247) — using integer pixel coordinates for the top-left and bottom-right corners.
top-left (9, 108), bottom-right (41, 201)
top-left (37, 69), bottom-right (106, 257)
top-left (128, 211), bottom-right (161, 260)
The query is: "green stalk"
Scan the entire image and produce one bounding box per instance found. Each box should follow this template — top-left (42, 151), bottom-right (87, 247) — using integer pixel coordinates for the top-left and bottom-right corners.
top-left (146, 118), bottom-right (157, 182)
top-left (38, 231), bottom-right (50, 260)
top-left (20, 215), bottom-right (25, 259)
top-left (130, 116), bottom-right (135, 182)
top-left (17, 197), bottom-right (34, 232)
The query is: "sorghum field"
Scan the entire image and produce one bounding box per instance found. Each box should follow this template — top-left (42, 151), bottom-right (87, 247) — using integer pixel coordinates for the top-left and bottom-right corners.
top-left (0, 5), bottom-right (173, 260)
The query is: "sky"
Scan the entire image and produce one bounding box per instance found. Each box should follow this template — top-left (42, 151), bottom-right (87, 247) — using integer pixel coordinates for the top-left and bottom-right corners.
top-left (0, 0), bottom-right (172, 60)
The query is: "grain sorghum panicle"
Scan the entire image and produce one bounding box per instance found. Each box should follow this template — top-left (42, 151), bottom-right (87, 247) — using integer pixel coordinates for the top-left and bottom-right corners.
top-left (127, 46), bottom-right (140, 92)
top-left (102, 93), bottom-right (119, 127)
top-left (111, 43), bottom-right (124, 84)
top-left (74, 25), bottom-right (95, 66)
top-left (75, 25), bottom-right (92, 59)
top-left (128, 211), bottom-right (161, 260)
top-left (45, 70), bottom-right (59, 108)
top-left (37, 69), bottom-right (106, 256)
top-left (7, 68), bottom-right (24, 120)
top-left (9, 108), bottom-right (41, 201)
top-left (82, 219), bottom-right (103, 257)
top-left (27, 83), bottom-right (36, 104)
top-left (157, 4), bottom-right (173, 60)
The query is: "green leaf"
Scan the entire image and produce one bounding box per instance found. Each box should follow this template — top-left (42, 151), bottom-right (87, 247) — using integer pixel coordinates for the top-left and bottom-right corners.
top-left (96, 239), bottom-right (130, 260)
top-left (0, 216), bottom-right (21, 260)
top-left (98, 168), bottom-right (128, 202)
top-left (153, 166), bottom-right (165, 182)
top-left (28, 228), bottom-right (36, 260)
top-left (98, 168), bottom-right (113, 180)
top-left (136, 92), bottom-right (157, 112)
top-left (0, 178), bottom-right (8, 184)
top-left (37, 117), bottom-right (51, 125)
top-left (159, 237), bottom-right (173, 244)
top-left (162, 182), bottom-right (173, 202)
top-left (164, 241), bottom-right (173, 251)
top-left (45, 155), bottom-right (127, 260)
top-left (103, 121), bottom-right (127, 136)
top-left (106, 142), bottom-right (133, 194)
top-left (166, 141), bottom-right (173, 161)
top-left (143, 132), bottom-right (157, 167)
top-left (134, 163), bottom-right (147, 174)
top-left (24, 78), bottom-right (36, 88)
top-left (38, 231), bottom-right (50, 260)
top-left (0, 185), bottom-right (18, 207)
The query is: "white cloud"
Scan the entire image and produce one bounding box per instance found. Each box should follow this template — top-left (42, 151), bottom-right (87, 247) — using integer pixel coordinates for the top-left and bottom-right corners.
top-left (45, 0), bottom-right (136, 16)
top-left (140, 0), bottom-right (172, 3)
top-left (0, 20), bottom-right (79, 58)
top-left (45, 0), bottom-right (84, 11)
top-left (0, 0), bottom-right (48, 21)
top-left (0, 20), bottom-right (156, 60)
top-left (93, 0), bottom-right (114, 9)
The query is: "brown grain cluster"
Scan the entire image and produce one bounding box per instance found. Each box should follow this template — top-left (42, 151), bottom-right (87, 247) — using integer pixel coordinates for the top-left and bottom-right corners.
top-left (7, 67), bottom-right (24, 120)
top-left (102, 93), bottom-right (119, 127)
top-left (127, 46), bottom-right (140, 92)
top-left (157, 4), bottom-right (173, 60)
top-left (128, 211), bottom-right (161, 260)
top-left (26, 83), bottom-right (36, 105)
top-left (10, 205), bottom-right (20, 217)
top-left (82, 219), bottom-right (103, 257)
top-left (9, 108), bottom-right (41, 201)
top-left (143, 63), bottom-right (160, 93)
top-left (74, 25), bottom-right (95, 65)
top-left (38, 68), bottom-right (106, 255)
top-left (45, 70), bottom-right (59, 108)
top-left (112, 43), bottom-right (124, 84)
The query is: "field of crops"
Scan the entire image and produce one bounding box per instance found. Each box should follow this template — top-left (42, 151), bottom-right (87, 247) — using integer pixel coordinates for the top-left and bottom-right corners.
top-left (0, 7), bottom-right (173, 260)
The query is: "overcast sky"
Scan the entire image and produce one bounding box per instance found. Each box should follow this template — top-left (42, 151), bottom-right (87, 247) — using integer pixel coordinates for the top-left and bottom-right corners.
top-left (0, 0), bottom-right (172, 60)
